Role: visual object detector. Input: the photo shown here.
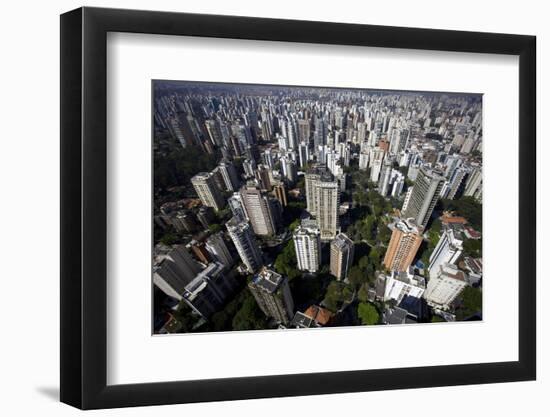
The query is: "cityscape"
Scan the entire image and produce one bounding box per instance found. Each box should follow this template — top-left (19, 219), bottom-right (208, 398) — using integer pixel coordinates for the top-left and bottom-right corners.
top-left (152, 81), bottom-right (483, 334)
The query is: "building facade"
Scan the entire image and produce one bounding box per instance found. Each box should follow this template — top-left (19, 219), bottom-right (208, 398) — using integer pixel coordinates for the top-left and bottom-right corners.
top-left (205, 232), bottom-right (234, 268)
top-left (240, 184), bottom-right (278, 236)
top-left (383, 218), bottom-right (424, 272)
top-left (191, 171), bottom-right (225, 211)
top-left (293, 219), bottom-right (321, 273)
top-left (330, 233), bottom-right (355, 280)
top-left (428, 227), bottom-right (463, 279)
top-left (401, 166), bottom-right (445, 228)
top-left (226, 218), bottom-right (263, 273)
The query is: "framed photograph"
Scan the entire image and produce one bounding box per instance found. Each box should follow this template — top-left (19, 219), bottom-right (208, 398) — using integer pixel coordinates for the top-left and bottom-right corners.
top-left (60, 6), bottom-right (536, 410)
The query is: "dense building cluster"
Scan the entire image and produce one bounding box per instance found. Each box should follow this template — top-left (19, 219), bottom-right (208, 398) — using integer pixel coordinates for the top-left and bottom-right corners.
top-left (152, 81), bottom-right (483, 334)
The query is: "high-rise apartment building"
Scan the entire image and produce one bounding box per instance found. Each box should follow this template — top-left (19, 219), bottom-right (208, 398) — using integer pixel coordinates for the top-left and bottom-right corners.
top-left (293, 219), bottom-right (321, 273)
top-left (383, 218), bottom-right (424, 272)
top-left (281, 156), bottom-right (298, 184)
top-left (305, 166), bottom-right (340, 240)
top-left (446, 166), bottom-right (469, 200)
top-left (240, 184), bottom-right (277, 236)
top-left (205, 232), bottom-right (234, 268)
top-left (316, 176), bottom-right (340, 240)
top-left (272, 182), bottom-right (288, 207)
top-left (401, 167), bottom-right (445, 228)
top-left (313, 118), bottom-right (327, 151)
top-left (424, 263), bottom-right (468, 310)
top-left (297, 119), bottom-right (311, 143)
top-left (255, 164), bottom-right (272, 191)
top-left (463, 166), bottom-right (482, 201)
top-left (305, 165), bottom-right (323, 215)
top-left (191, 172), bottom-right (225, 211)
top-left (428, 227), bottom-right (463, 279)
top-left (218, 160), bottom-right (240, 192)
top-left (378, 160), bottom-right (394, 196)
top-left (330, 233), bottom-right (355, 280)
top-left (298, 141), bottom-right (310, 168)
top-left (226, 217), bottom-right (263, 273)
top-left (248, 267), bottom-right (295, 325)
top-left (369, 147), bottom-right (386, 182)
top-left (228, 192), bottom-right (247, 222)
top-left (359, 151), bottom-right (369, 170)
top-left (153, 246), bottom-right (202, 300)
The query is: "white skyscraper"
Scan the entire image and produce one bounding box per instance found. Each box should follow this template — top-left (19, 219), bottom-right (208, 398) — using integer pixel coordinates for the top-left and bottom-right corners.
top-left (191, 172), bottom-right (225, 211)
top-left (359, 151), bottom-right (369, 170)
top-left (240, 184), bottom-right (277, 236)
top-left (402, 167), bottom-right (445, 228)
top-left (369, 147), bottom-right (385, 182)
top-left (464, 166), bottom-right (482, 201)
top-left (226, 218), bottom-right (263, 273)
top-left (391, 170), bottom-right (405, 197)
top-left (281, 156), bottom-right (298, 184)
top-left (218, 160), bottom-right (240, 191)
top-left (298, 141), bottom-right (309, 168)
top-left (315, 174), bottom-right (341, 240)
top-left (205, 232), bottom-right (234, 268)
top-left (293, 219), bottom-right (321, 273)
top-left (377, 160), bottom-right (394, 196)
top-left (428, 228), bottom-right (463, 279)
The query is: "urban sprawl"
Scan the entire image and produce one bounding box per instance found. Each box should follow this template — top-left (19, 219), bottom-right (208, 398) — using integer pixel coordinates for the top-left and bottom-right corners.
top-left (152, 82), bottom-right (483, 334)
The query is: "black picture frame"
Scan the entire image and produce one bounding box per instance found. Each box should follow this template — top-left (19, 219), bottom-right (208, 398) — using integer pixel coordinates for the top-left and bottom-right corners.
top-left (60, 6), bottom-right (536, 410)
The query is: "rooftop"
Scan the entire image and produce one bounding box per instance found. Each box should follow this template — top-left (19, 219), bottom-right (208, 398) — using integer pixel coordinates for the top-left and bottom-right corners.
top-left (390, 217), bottom-right (423, 234)
top-left (438, 262), bottom-right (468, 282)
top-left (251, 267), bottom-right (284, 293)
top-left (332, 233), bottom-right (353, 249)
top-left (391, 270), bottom-right (426, 289)
top-left (290, 312), bottom-right (315, 328)
top-left (304, 305), bottom-right (334, 326)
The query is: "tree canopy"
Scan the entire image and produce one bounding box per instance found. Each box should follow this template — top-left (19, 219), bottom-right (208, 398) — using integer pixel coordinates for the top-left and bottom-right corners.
top-left (357, 302), bottom-right (380, 325)
top-left (441, 196), bottom-right (482, 231)
top-left (274, 240), bottom-right (300, 280)
top-left (456, 286), bottom-right (482, 320)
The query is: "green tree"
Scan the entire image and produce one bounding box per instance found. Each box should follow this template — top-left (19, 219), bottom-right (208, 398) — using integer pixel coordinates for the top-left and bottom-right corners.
top-left (368, 246), bottom-right (382, 267)
top-left (208, 223), bottom-right (222, 234)
top-left (348, 266), bottom-right (368, 289)
top-left (358, 256), bottom-right (370, 270)
top-left (457, 286), bottom-right (482, 319)
top-left (357, 302), bottom-right (380, 325)
top-left (463, 239), bottom-right (482, 257)
top-left (289, 219), bottom-right (300, 232)
top-left (377, 222), bottom-right (391, 245)
top-left (441, 196), bottom-right (482, 231)
top-left (324, 281), bottom-right (347, 312)
top-left (232, 293), bottom-right (268, 330)
top-left (357, 284), bottom-right (370, 303)
top-left (160, 230), bottom-right (179, 246)
top-left (274, 240), bottom-right (300, 280)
